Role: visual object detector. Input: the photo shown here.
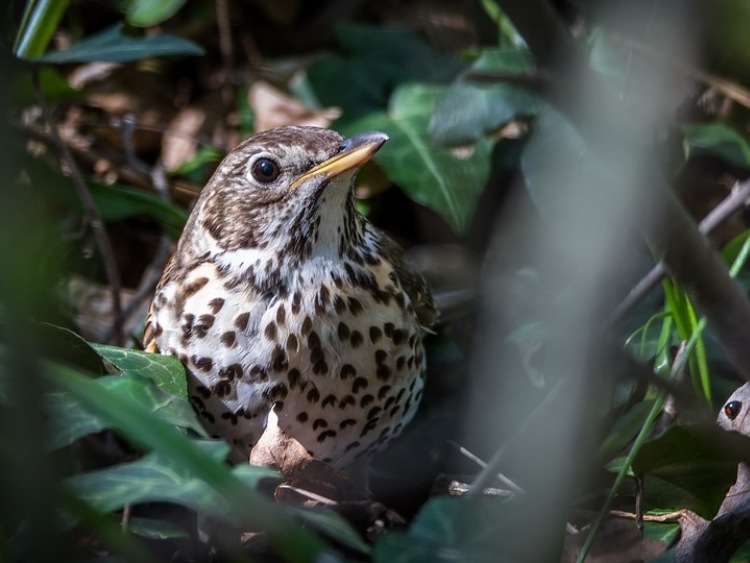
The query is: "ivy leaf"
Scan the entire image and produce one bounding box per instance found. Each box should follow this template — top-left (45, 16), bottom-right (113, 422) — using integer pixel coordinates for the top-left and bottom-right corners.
top-left (60, 442), bottom-right (274, 526)
top-left (429, 49), bottom-right (542, 146)
top-left (345, 84), bottom-right (490, 233)
top-left (44, 372), bottom-right (207, 450)
top-left (683, 122), bottom-right (750, 170)
top-left (35, 23), bottom-right (203, 63)
top-left (92, 344), bottom-right (187, 399)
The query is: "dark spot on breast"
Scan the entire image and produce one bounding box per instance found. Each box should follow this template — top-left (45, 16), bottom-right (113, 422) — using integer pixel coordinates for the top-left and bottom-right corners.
top-left (338, 322), bottom-right (350, 341)
top-left (391, 329), bottom-right (406, 345)
top-left (297, 412), bottom-right (308, 423)
top-left (301, 316), bottom-right (313, 335)
top-left (180, 313), bottom-right (195, 340)
top-left (384, 323), bottom-right (395, 337)
top-left (339, 395), bottom-right (355, 408)
top-left (202, 412), bottom-right (216, 424)
top-left (347, 297), bottom-right (363, 316)
top-left (192, 355), bottom-right (213, 372)
top-left (292, 292), bottom-right (302, 315)
top-left (313, 418), bottom-right (328, 430)
top-left (384, 396), bottom-right (395, 410)
top-left (375, 349), bottom-right (387, 364)
top-left (221, 411), bottom-right (238, 425)
top-left (263, 383), bottom-right (288, 401)
top-left (408, 334), bottom-right (417, 348)
top-left (276, 305), bottom-right (286, 325)
top-left (318, 429), bottom-right (337, 442)
top-left (264, 321), bottom-right (277, 341)
top-left (339, 419), bottom-right (356, 429)
top-left (332, 273), bottom-right (343, 289)
top-left (339, 364), bottom-right (356, 380)
top-left (377, 366), bottom-right (392, 381)
top-left (220, 331), bottom-right (237, 348)
top-left (369, 326), bottom-right (382, 343)
top-left (287, 368), bottom-right (302, 389)
top-left (334, 296), bottom-right (346, 314)
top-left (274, 401), bottom-right (284, 412)
top-left (316, 285), bottom-right (330, 314)
top-left (185, 276), bottom-right (209, 296)
top-left (360, 418), bottom-right (378, 438)
top-left (415, 389), bottom-right (423, 402)
top-left (360, 394), bottom-right (374, 408)
top-left (218, 363), bottom-right (243, 380)
top-left (396, 356), bottom-right (406, 370)
top-left (271, 345), bottom-right (288, 371)
top-left (249, 365), bottom-right (268, 381)
top-left (286, 333), bottom-right (299, 352)
top-left (308, 331), bottom-right (321, 349)
top-left (345, 440), bottom-right (360, 451)
top-left (208, 297), bottom-right (225, 314)
top-left (190, 395), bottom-right (206, 411)
top-left (235, 312), bottom-right (250, 331)
top-left (307, 387), bottom-right (320, 404)
top-left (378, 385), bottom-right (392, 400)
top-left (352, 377), bottom-right (368, 394)
top-left (407, 356), bottom-right (414, 369)
top-left (350, 330), bottom-right (364, 348)
top-left (194, 314), bottom-right (215, 338)
top-left (368, 406), bottom-right (382, 420)
top-left (211, 380), bottom-right (232, 397)
top-left (195, 385), bottom-right (211, 399)
top-left (310, 347), bottom-right (324, 364)
top-left (313, 360), bottom-right (329, 375)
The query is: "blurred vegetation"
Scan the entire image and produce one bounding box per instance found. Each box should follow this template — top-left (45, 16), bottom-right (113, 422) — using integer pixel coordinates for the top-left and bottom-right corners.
top-left (5, 0), bottom-right (750, 561)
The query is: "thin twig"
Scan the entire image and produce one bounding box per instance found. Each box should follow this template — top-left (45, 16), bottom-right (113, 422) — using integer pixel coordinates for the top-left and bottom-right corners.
top-left (32, 68), bottom-right (124, 345)
top-left (608, 178), bottom-right (750, 326)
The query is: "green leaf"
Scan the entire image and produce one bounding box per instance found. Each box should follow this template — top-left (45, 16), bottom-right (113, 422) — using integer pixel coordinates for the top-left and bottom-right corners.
top-left (36, 323), bottom-right (109, 375)
top-left (683, 123), bottom-right (750, 170)
top-left (374, 496), bottom-right (518, 563)
top-left (26, 159), bottom-right (188, 238)
top-left (430, 49), bottom-right (541, 145)
top-left (124, 0), bottom-right (188, 27)
top-left (44, 372), bottom-right (207, 450)
top-left (295, 508), bottom-right (370, 554)
top-left (13, 0), bottom-right (70, 59)
top-left (44, 365), bottom-right (327, 559)
top-left (305, 24), bottom-right (463, 122)
top-left (61, 443), bottom-right (254, 524)
top-left (632, 424), bottom-right (748, 518)
top-left (127, 517), bottom-right (189, 540)
top-left (92, 344), bottom-right (187, 399)
top-left (345, 84), bottom-right (491, 233)
top-left (35, 23), bottom-right (204, 63)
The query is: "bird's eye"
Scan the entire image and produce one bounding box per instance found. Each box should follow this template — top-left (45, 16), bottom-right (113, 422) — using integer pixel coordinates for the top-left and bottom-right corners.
top-left (725, 400), bottom-right (742, 420)
top-left (251, 158), bottom-right (281, 183)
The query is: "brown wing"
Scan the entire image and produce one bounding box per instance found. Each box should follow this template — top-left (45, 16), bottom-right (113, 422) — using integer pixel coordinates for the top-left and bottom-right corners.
top-left (379, 234), bottom-right (437, 329)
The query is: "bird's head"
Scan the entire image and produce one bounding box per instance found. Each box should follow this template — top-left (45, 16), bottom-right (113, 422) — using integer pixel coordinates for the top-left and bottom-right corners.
top-left (183, 126), bottom-right (388, 267)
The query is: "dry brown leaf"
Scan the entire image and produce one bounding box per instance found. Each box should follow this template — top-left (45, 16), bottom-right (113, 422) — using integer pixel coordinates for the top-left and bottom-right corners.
top-left (248, 81), bottom-right (340, 132)
top-left (162, 107), bottom-right (206, 172)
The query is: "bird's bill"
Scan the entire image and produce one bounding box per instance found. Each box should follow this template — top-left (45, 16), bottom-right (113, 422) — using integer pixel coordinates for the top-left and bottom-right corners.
top-left (291, 131), bottom-right (388, 188)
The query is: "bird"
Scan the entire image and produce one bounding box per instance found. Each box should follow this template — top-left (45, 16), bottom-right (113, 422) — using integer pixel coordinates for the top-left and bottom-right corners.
top-left (144, 125), bottom-right (436, 470)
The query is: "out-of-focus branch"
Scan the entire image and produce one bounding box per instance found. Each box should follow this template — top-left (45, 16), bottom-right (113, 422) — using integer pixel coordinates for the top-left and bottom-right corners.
top-left (497, 0), bottom-right (750, 378)
top-left (32, 68), bottom-right (124, 345)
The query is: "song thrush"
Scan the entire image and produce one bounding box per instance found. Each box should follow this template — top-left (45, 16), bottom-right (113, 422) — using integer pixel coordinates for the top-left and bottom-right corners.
top-left (144, 126), bottom-right (435, 469)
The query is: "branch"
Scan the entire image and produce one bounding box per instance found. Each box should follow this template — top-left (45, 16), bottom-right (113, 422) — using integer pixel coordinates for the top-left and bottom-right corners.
top-left (608, 178), bottom-right (750, 326)
top-left (32, 68), bottom-right (124, 345)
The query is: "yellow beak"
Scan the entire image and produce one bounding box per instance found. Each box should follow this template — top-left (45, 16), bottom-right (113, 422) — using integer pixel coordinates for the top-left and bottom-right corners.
top-left (291, 131), bottom-right (388, 189)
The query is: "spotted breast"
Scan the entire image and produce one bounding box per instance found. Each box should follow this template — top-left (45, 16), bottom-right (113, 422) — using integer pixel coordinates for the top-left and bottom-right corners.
top-left (144, 126), bottom-right (435, 469)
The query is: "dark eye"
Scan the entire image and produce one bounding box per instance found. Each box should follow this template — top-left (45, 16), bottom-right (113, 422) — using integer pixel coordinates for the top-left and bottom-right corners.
top-left (251, 158), bottom-right (280, 183)
top-left (725, 400), bottom-right (742, 420)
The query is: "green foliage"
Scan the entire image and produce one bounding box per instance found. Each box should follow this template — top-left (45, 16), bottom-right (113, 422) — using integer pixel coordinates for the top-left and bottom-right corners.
top-left (13, 0), bottom-right (69, 58)
top-left (344, 84), bottom-right (491, 232)
top-left (36, 23), bottom-right (203, 63)
top-left (123, 0), bottom-right (189, 27)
